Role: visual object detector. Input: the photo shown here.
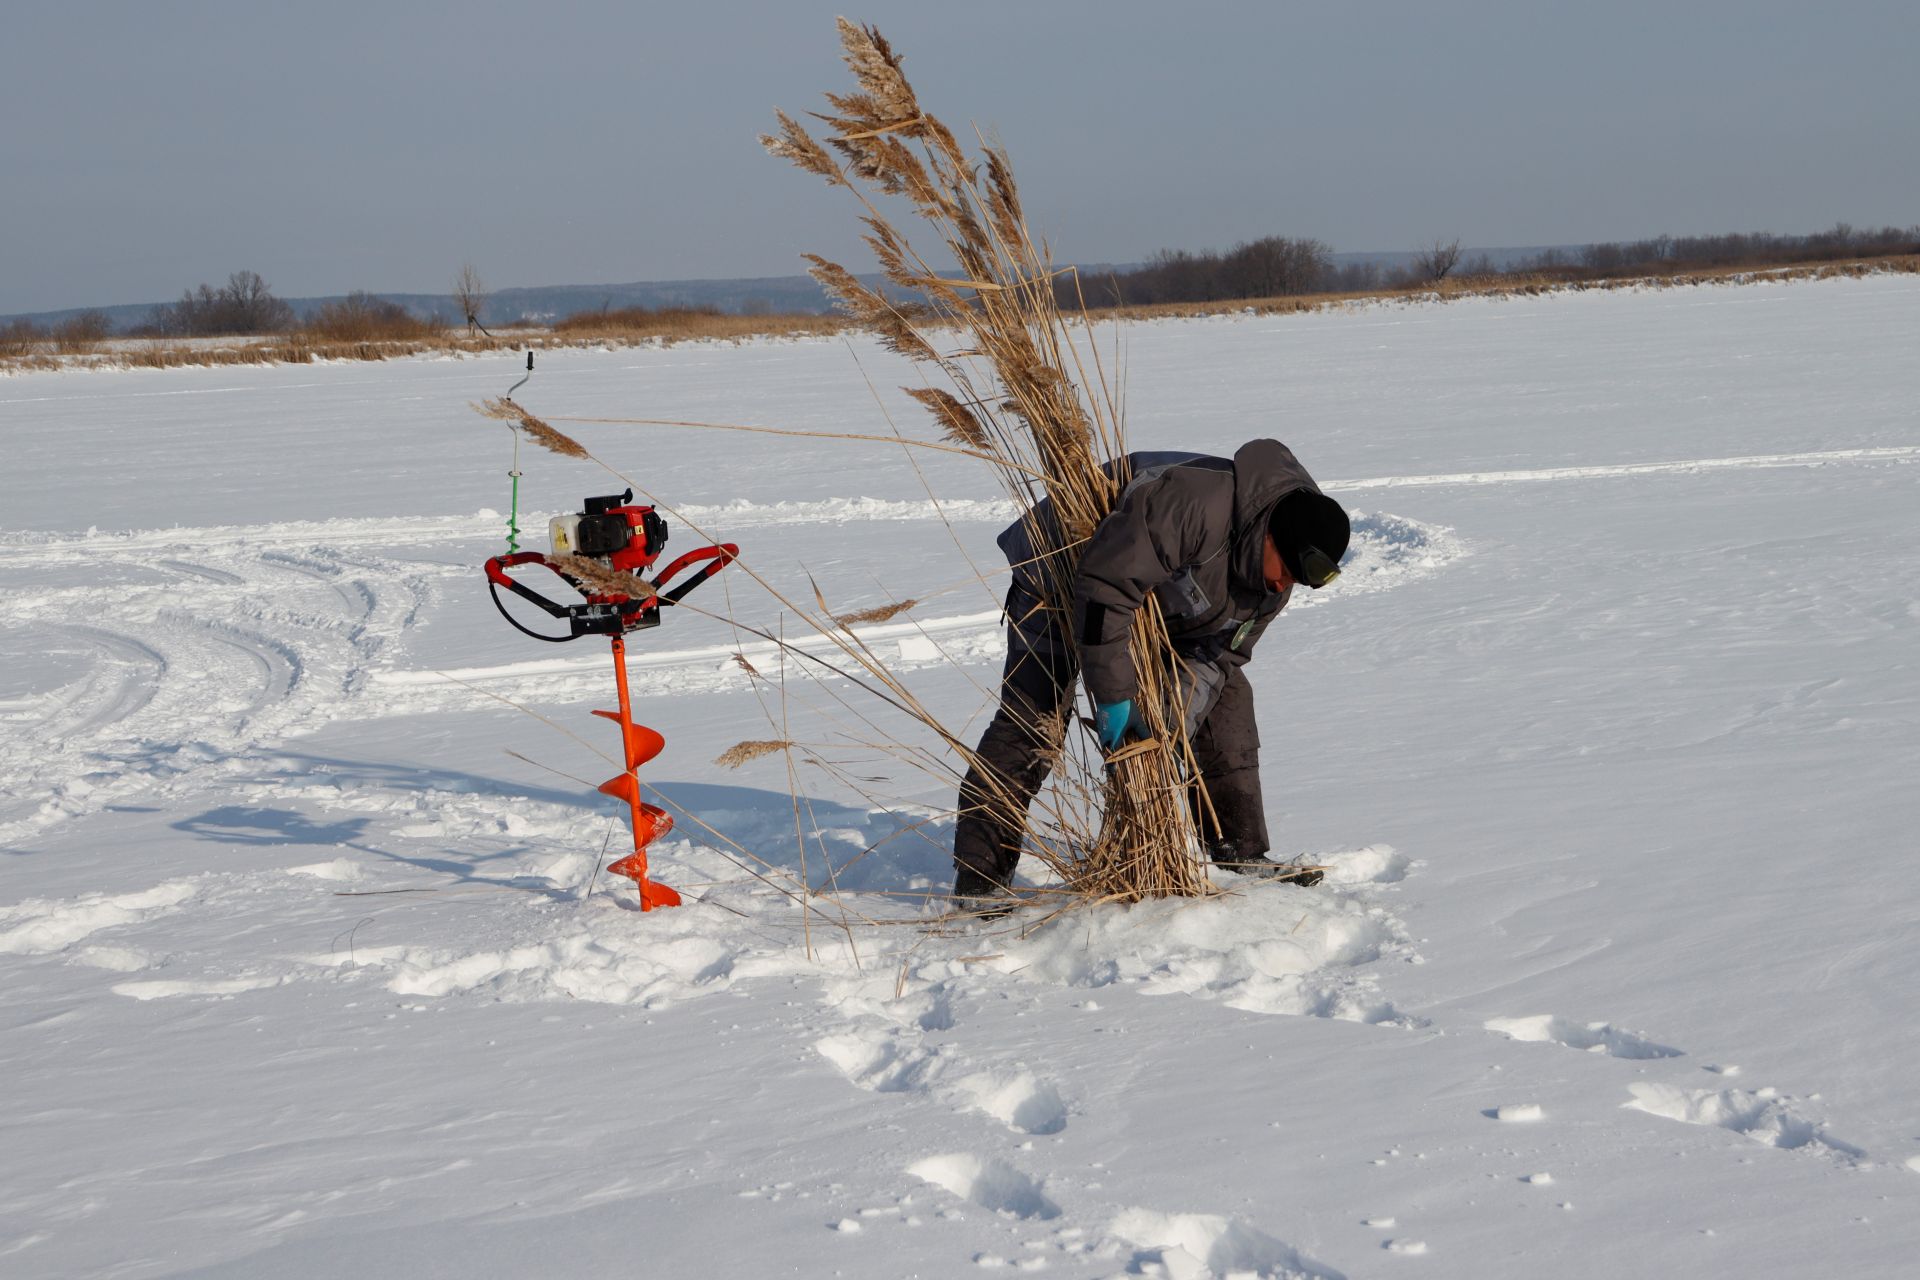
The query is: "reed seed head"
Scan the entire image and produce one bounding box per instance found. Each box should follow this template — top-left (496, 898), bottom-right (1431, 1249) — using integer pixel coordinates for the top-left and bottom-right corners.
top-left (715, 740), bottom-right (796, 769)
top-left (832, 598), bottom-right (921, 627)
top-left (904, 386), bottom-right (989, 450)
top-left (473, 397), bottom-right (589, 459)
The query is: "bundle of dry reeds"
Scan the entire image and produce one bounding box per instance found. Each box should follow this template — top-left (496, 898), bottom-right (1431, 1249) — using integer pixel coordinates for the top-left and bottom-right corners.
top-left (763, 20), bottom-right (1212, 902)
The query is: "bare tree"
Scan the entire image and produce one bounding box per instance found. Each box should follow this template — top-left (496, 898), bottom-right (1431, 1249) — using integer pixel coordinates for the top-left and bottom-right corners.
top-left (1414, 237), bottom-right (1463, 284)
top-left (1220, 236), bottom-right (1333, 298)
top-left (0, 318), bottom-right (44, 357)
top-left (51, 310), bottom-right (114, 352)
top-left (148, 270), bottom-right (294, 336)
top-left (453, 263), bottom-right (490, 337)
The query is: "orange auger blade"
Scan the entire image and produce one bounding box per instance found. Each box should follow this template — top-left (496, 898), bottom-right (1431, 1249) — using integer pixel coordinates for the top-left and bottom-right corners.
top-left (597, 772), bottom-right (639, 806)
top-left (607, 804), bottom-right (678, 904)
top-left (598, 634), bottom-right (679, 910)
top-left (592, 710), bottom-right (666, 769)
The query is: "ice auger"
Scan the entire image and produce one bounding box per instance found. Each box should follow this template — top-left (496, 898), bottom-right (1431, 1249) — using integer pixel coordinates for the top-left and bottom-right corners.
top-left (485, 490), bottom-right (737, 910)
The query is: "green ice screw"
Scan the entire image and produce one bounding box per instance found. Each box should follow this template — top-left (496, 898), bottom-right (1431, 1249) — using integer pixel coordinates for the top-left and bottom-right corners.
top-left (506, 467), bottom-right (522, 553)
top-left (504, 410), bottom-right (524, 554)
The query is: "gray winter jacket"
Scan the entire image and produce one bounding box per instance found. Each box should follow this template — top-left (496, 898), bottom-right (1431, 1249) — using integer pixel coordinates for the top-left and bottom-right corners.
top-left (996, 440), bottom-right (1327, 705)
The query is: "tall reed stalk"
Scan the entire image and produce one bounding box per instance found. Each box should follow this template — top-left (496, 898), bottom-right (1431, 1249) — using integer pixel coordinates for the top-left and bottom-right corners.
top-left (764, 20), bottom-right (1210, 901)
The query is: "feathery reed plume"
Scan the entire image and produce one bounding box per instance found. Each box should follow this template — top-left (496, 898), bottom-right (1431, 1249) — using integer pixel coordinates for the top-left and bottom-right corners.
top-left (903, 387), bottom-right (988, 450)
top-left (982, 147), bottom-right (1025, 249)
top-left (804, 255), bottom-right (936, 360)
top-left (549, 554), bottom-right (655, 600)
top-left (760, 109), bottom-right (846, 186)
top-left (474, 397), bottom-right (589, 459)
top-left (833, 599), bottom-right (920, 628)
top-left (833, 19), bottom-right (921, 131)
top-left (716, 740), bottom-right (796, 769)
top-left (767, 21), bottom-right (1214, 904)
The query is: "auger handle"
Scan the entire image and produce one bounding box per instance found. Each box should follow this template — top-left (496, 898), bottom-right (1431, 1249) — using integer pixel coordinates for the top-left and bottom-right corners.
top-left (484, 552), bottom-right (655, 642)
top-left (652, 543), bottom-right (739, 605)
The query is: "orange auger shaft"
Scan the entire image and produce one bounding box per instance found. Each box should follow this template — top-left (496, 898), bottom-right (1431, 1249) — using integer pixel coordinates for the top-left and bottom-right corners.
top-left (594, 633), bottom-right (680, 910)
top-left (484, 487), bottom-right (737, 909)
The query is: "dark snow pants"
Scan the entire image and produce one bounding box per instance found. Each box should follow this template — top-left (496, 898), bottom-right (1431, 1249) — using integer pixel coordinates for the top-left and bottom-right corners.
top-left (952, 591), bottom-right (1268, 886)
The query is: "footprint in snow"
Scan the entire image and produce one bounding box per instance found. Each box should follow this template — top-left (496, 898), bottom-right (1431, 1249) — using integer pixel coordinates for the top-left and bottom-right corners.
top-left (1106, 1207), bottom-right (1343, 1279)
top-left (908, 1153), bottom-right (1059, 1220)
top-left (1622, 1082), bottom-right (1865, 1162)
top-left (814, 1027), bottom-right (1069, 1135)
top-left (954, 1067), bottom-right (1069, 1136)
top-left (1316, 844), bottom-right (1412, 886)
top-left (1484, 1013), bottom-right (1682, 1059)
top-left (814, 1027), bottom-right (944, 1094)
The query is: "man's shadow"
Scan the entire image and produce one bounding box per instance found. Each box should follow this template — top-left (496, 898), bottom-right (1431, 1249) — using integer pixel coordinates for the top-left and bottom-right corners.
top-left (173, 752), bottom-right (955, 898)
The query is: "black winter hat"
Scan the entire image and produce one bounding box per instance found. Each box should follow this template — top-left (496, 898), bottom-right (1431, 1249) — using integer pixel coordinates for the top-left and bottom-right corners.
top-left (1268, 490), bottom-right (1351, 588)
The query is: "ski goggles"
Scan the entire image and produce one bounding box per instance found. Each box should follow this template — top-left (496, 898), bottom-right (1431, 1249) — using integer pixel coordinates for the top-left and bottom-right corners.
top-left (1296, 545), bottom-right (1342, 589)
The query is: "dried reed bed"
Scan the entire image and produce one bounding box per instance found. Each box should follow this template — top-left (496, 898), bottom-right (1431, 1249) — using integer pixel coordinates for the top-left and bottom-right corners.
top-left (303, 295), bottom-right (445, 344)
top-left (551, 305), bottom-right (844, 344)
top-left (9, 256), bottom-right (1908, 378)
top-left (758, 19), bottom-right (1213, 903)
top-left (0, 312), bottom-right (856, 375)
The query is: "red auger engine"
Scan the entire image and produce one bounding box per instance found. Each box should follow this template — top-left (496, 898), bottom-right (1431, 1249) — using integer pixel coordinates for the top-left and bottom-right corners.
top-left (549, 492), bottom-right (669, 575)
top-left (487, 489), bottom-right (735, 641)
top-left (483, 491), bottom-right (737, 911)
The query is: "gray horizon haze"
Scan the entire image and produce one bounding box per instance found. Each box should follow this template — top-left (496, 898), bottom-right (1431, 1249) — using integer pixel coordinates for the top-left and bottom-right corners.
top-left (3, 0), bottom-right (1915, 316)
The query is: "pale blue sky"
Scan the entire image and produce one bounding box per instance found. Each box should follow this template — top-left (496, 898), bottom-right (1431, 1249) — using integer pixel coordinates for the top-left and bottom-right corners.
top-left (3, 0), bottom-right (1915, 314)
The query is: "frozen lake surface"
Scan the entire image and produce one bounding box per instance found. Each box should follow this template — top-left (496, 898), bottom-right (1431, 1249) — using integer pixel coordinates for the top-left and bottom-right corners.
top-left (4, 274), bottom-right (1919, 1278)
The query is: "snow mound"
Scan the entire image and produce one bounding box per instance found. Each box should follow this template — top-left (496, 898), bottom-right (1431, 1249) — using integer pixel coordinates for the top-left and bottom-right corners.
top-left (284, 858), bottom-right (362, 881)
top-left (0, 879), bottom-right (200, 955)
top-left (982, 863), bottom-right (1419, 1025)
top-left (1107, 1207), bottom-right (1334, 1279)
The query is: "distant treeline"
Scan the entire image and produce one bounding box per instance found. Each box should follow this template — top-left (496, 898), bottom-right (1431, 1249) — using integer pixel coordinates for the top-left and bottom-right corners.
top-left (1503, 223), bottom-right (1920, 280)
top-left (1063, 222), bottom-right (1920, 308)
top-left (1067, 237), bottom-right (1340, 307)
top-left (129, 272), bottom-right (442, 340)
top-left (0, 309), bottom-right (114, 355)
top-left (9, 223), bottom-right (1917, 355)
top-left (1, 273), bottom-right (453, 355)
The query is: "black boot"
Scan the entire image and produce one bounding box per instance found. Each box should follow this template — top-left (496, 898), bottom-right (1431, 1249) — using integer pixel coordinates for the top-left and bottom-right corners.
top-left (951, 863), bottom-right (1015, 918)
top-left (1207, 841), bottom-right (1325, 887)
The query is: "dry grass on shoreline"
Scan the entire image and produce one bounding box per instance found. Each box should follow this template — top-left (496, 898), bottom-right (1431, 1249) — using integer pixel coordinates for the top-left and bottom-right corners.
top-left (6, 254), bottom-right (1913, 375)
top-left (549, 305), bottom-right (846, 343)
top-left (1084, 253), bottom-right (1920, 323)
top-left (0, 312), bottom-right (856, 374)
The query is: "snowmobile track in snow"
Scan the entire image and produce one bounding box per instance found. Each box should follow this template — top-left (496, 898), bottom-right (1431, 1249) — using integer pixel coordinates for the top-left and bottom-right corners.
top-left (6, 441), bottom-right (1911, 842)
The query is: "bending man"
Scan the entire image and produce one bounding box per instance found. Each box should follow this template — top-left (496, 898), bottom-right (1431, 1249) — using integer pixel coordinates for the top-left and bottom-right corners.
top-left (951, 439), bottom-right (1350, 905)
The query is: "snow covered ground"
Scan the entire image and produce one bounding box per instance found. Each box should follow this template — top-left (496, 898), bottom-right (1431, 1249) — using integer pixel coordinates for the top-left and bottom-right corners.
top-left (4, 274), bottom-right (1919, 1278)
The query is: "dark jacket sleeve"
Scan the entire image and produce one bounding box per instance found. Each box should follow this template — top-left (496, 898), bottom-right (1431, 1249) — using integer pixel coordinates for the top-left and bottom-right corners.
top-left (1069, 479), bottom-right (1205, 704)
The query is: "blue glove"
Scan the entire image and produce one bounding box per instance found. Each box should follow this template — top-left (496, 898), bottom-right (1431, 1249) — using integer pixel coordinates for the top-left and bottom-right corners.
top-left (1093, 699), bottom-right (1144, 752)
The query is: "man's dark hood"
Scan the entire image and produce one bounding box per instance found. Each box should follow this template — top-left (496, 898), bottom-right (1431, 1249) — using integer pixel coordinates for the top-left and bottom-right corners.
top-left (1229, 438), bottom-right (1322, 594)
